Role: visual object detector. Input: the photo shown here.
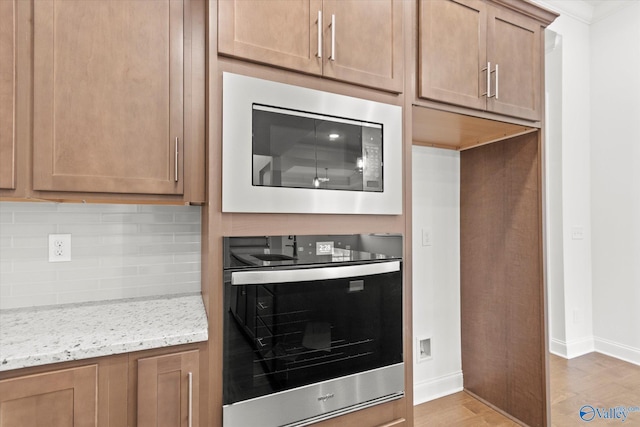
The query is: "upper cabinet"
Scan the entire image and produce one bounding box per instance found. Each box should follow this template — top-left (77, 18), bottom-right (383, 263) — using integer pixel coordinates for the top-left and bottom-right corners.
top-left (218, 0), bottom-right (404, 93)
top-left (0, 0), bottom-right (16, 190)
top-left (26, 0), bottom-right (205, 201)
top-left (419, 0), bottom-right (551, 121)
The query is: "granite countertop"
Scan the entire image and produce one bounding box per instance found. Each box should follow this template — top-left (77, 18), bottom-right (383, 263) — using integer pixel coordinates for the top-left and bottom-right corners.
top-left (0, 293), bottom-right (208, 372)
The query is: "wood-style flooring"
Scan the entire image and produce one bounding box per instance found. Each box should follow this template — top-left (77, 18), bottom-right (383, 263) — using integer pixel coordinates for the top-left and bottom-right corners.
top-left (414, 353), bottom-right (640, 426)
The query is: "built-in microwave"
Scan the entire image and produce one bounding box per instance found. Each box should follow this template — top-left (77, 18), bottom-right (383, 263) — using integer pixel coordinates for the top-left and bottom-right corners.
top-left (222, 73), bottom-right (402, 215)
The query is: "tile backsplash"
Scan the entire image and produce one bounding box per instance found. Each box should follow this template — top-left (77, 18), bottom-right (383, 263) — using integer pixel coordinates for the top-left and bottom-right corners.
top-left (0, 202), bottom-right (201, 309)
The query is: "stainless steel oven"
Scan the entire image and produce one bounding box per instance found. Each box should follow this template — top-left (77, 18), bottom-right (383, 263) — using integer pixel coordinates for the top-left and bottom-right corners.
top-left (223, 235), bottom-right (404, 427)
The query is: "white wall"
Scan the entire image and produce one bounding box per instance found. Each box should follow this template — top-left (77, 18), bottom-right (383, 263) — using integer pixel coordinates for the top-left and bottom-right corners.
top-left (538, 0), bottom-right (640, 364)
top-left (545, 29), bottom-right (566, 346)
top-left (0, 202), bottom-right (201, 309)
top-left (590, 1), bottom-right (640, 364)
top-left (538, 1), bottom-right (596, 358)
top-left (411, 146), bottom-right (461, 404)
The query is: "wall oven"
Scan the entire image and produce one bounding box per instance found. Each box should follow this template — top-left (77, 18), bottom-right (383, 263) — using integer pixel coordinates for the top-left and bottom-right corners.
top-left (223, 235), bottom-right (404, 427)
top-left (222, 73), bottom-right (403, 215)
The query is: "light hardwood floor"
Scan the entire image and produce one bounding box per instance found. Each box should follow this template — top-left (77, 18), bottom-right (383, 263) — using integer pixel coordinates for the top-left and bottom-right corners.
top-left (414, 353), bottom-right (640, 426)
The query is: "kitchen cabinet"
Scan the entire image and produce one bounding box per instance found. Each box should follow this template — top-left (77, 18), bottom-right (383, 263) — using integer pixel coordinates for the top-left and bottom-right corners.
top-left (29, 0), bottom-right (205, 201)
top-left (0, 356), bottom-right (129, 427)
top-left (0, 0), bottom-right (16, 190)
top-left (218, 0), bottom-right (403, 93)
top-left (137, 350), bottom-right (200, 427)
top-left (419, 0), bottom-right (543, 121)
top-left (0, 365), bottom-right (98, 427)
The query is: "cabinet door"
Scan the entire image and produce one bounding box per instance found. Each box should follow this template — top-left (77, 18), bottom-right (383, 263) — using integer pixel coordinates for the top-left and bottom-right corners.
top-left (486, 5), bottom-right (541, 121)
top-left (138, 350), bottom-right (199, 427)
top-left (322, 0), bottom-right (404, 93)
top-left (419, 0), bottom-right (487, 110)
top-left (218, 0), bottom-right (323, 75)
top-left (32, 0), bottom-right (184, 195)
top-left (0, 365), bottom-right (98, 427)
top-left (0, 0), bottom-right (16, 190)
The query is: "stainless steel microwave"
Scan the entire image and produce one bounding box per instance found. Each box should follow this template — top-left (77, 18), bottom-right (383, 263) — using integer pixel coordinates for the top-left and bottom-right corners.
top-left (222, 73), bottom-right (402, 215)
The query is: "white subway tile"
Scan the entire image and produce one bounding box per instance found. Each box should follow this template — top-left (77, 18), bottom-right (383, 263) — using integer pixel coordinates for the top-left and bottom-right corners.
top-left (0, 293), bottom-right (57, 310)
top-left (0, 202), bottom-right (201, 309)
top-left (0, 211), bottom-right (13, 223)
top-left (15, 212), bottom-right (101, 224)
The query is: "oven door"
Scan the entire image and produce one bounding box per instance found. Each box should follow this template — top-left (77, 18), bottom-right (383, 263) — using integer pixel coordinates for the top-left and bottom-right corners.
top-left (223, 261), bottom-right (403, 427)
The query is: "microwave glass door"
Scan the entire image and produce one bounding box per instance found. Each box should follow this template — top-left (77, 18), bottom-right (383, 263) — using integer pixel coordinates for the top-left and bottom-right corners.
top-left (252, 105), bottom-right (383, 192)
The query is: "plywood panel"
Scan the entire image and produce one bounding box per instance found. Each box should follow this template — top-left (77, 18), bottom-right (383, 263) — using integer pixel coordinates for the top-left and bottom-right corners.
top-left (412, 105), bottom-right (535, 150)
top-left (460, 132), bottom-right (546, 426)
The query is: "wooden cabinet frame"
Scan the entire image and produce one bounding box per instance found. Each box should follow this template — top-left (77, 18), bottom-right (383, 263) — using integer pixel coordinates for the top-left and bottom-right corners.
top-left (0, 365), bottom-right (98, 426)
top-left (218, 0), bottom-right (403, 93)
top-left (418, 0), bottom-right (555, 122)
top-left (0, 0), bottom-right (206, 204)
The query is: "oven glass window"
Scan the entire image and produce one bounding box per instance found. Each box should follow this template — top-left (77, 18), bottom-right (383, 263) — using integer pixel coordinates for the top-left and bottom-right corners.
top-left (223, 269), bottom-right (402, 405)
top-left (252, 104), bottom-right (383, 192)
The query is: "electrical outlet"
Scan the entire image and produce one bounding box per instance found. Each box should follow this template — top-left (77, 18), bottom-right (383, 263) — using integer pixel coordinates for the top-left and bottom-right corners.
top-left (421, 228), bottom-right (432, 247)
top-left (49, 234), bottom-right (71, 262)
top-left (416, 337), bottom-right (432, 362)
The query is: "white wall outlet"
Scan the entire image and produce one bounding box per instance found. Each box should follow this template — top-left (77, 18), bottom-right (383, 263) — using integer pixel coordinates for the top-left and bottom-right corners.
top-left (571, 226), bottom-right (585, 240)
top-left (49, 234), bottom-right (71, 262)
top-left (421, 228), bottom-right (432, 247)
top-left (416, 337), bottom-right (432, 363)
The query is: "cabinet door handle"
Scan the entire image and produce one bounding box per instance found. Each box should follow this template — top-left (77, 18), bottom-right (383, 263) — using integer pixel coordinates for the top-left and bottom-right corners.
top-left (329, 14), bottom-right (336, 61)
top-left (494, 63), bottom-right (499, 100)
top-left (174, 137), bottom-right (179, 182)
top-left (482, 62), bottom-right (491, 98)
top-left (317, 10), bottom-right (322, 58)
top-left (188, 371), bottom-right (193, 427)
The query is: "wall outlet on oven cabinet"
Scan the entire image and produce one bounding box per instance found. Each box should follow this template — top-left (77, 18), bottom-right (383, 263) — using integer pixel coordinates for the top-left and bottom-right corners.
top-left (49, 234), bottom-right (71, 262)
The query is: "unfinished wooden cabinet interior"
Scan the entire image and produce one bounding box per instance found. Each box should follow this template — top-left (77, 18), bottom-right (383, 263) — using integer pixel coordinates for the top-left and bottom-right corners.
top-left (0, 365), bottom-right (99, 427)
top-left (0, 0), bottom-right (16, 190)
top-left (419, 0), bottom-right (550, 121)
top-left (218, 0), bottom-right (403, 92)
top-left (28, 0), bottom-right (205, 202)
top-left (137, 350), bottom-right (200, 427)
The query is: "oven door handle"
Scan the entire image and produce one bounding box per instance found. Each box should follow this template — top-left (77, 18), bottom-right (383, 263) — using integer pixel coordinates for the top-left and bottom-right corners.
top-left (231, 261), bottom-right (400, 286)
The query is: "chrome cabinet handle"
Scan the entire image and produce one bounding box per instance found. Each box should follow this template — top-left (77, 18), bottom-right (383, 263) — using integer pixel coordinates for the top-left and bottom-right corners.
top-left (329, 14), bottom-right (336, 61)
top-left (482, 62), bottom-right (491, 98)
top-left (494, 63), bottom-right (499, 99)
top-left (317, 10), bottom-right (322, 58)
top-left (174, 137), bottom-right (179, 182)
top-left (188, 371), bottom-right (193, 427)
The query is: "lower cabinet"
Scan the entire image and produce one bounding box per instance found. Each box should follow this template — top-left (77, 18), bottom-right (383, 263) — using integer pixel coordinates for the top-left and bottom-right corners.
top-left (0, 345), bottom-right (204, 427)
top-left (0, 364), bottom-right (98, 427)
top-left (137, 350), bottom-right (200, 427)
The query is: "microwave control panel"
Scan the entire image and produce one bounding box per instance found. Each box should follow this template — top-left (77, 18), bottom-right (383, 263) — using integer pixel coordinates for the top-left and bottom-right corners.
top-left (362, 127), bottom-right (383, 192)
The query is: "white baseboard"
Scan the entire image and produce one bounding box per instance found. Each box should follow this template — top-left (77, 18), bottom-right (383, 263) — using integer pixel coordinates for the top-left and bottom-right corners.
top-left (594, 337), bottom-right (640, 366)
top-left (413, 371), bottom-right (463, 406)
top-left (549, 336), bottom-right (594, 359)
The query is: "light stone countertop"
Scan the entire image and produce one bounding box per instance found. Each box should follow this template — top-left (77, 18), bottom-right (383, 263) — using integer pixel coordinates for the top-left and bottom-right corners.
top-left (0, 293), bottom-right (208, 372)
